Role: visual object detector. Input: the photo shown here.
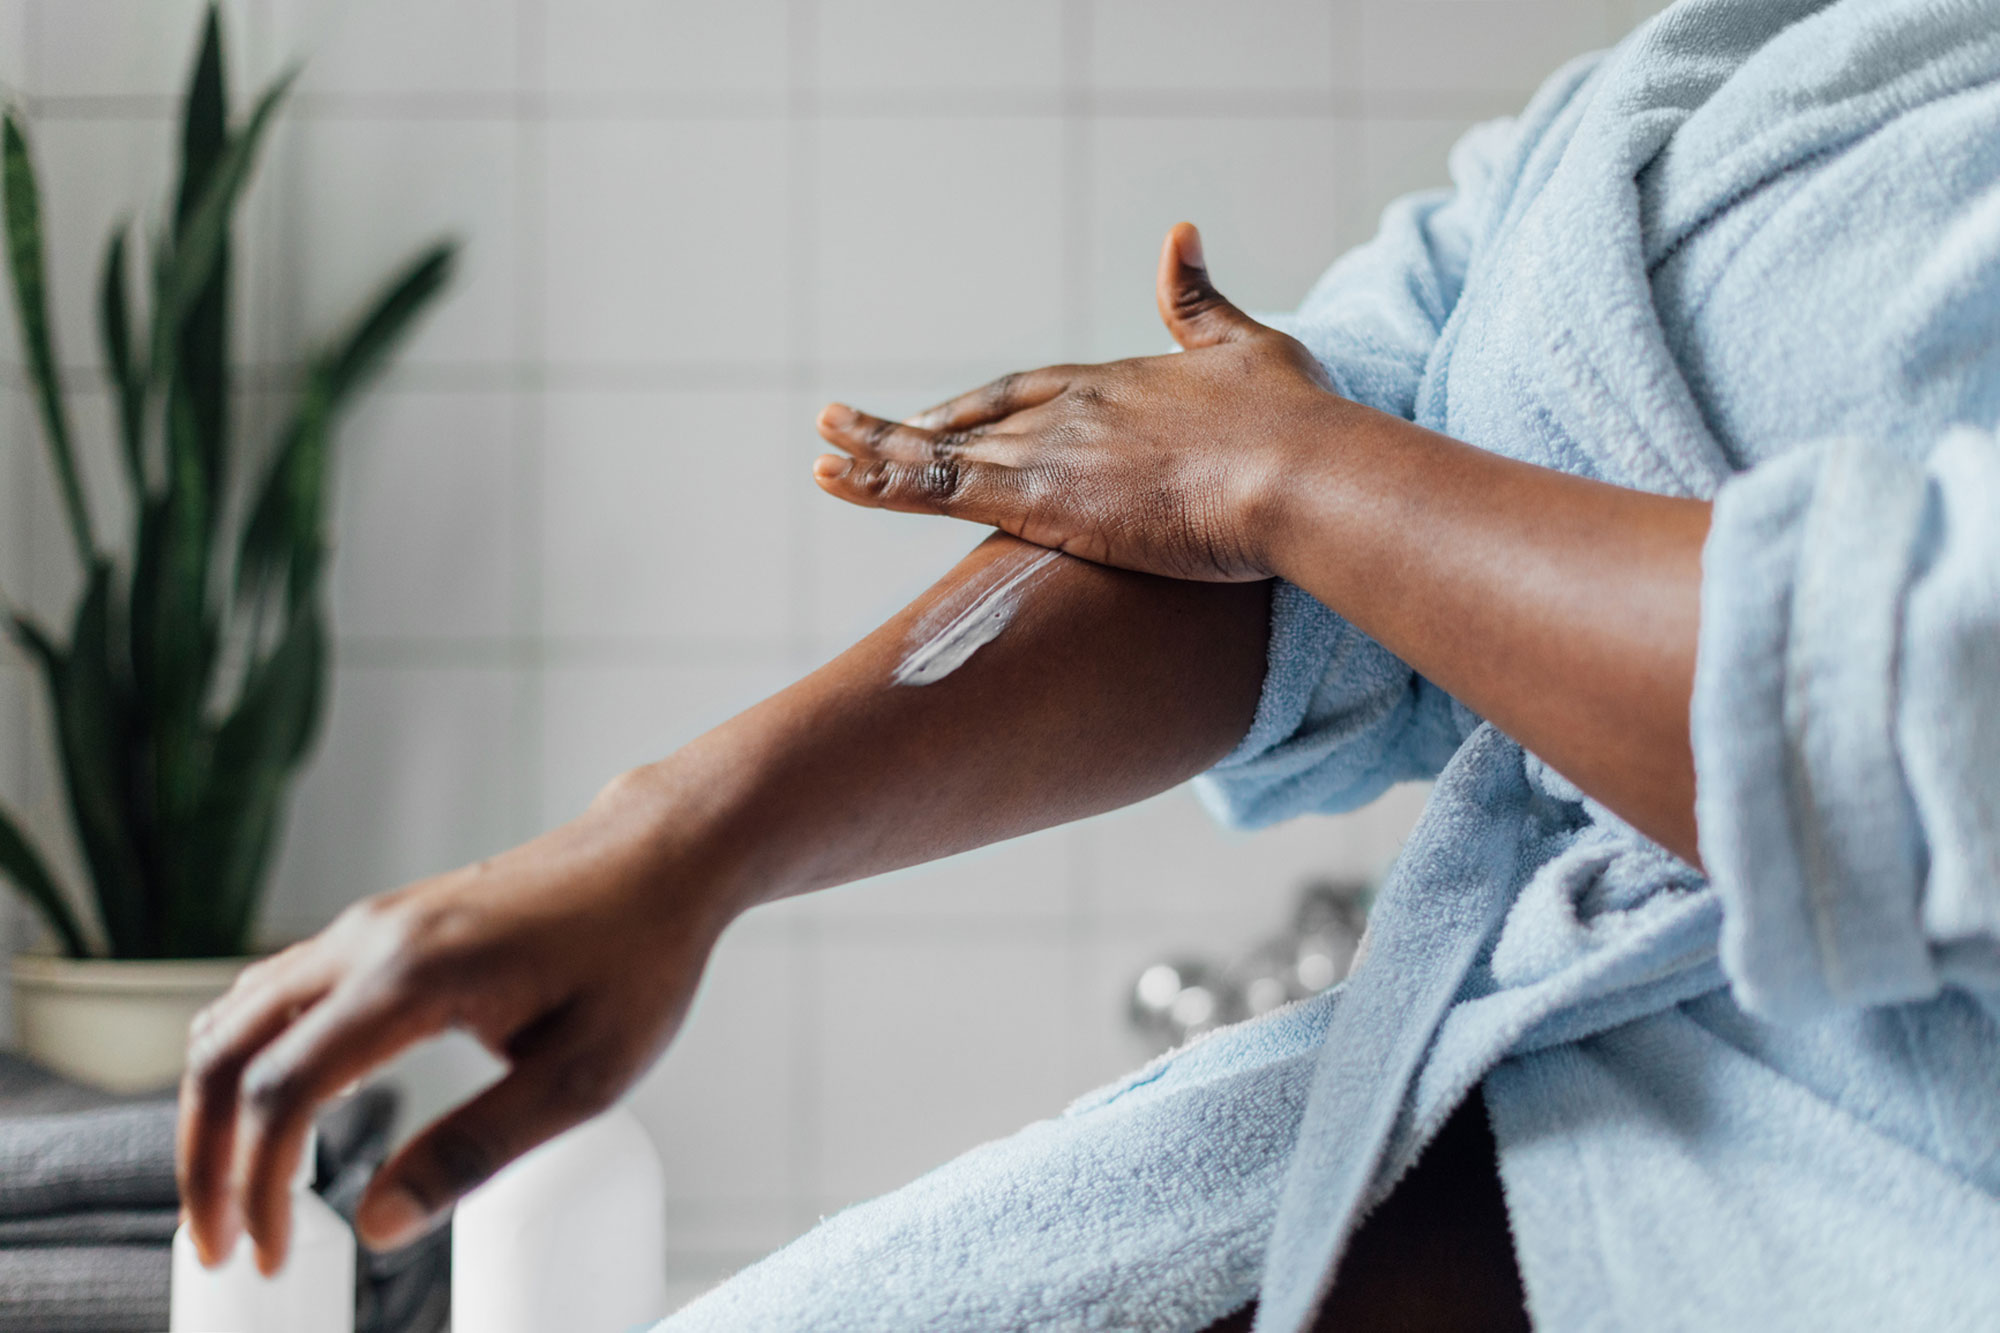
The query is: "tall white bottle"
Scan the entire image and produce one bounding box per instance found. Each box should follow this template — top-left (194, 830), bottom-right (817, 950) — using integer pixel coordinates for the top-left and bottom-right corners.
top-left (171, 1130), bottom-right (356, 1333)
top-left (452, 1104), bottom-right (669, 1333)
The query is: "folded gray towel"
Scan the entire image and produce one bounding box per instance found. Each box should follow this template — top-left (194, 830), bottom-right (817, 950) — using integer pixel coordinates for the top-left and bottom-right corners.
top-left (0, 1245), bottom-right (170, 1333)
top-left (0, 1208), bottom-right (179, 1246)
top-left (0, 1103), bottom-right (179, 1218)
top-left (0, 1052), bottom-right (447, 1333)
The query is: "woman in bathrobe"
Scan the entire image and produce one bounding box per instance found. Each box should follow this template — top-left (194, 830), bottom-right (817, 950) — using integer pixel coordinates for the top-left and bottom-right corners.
top-left (177, 1), bottom-right (2000, 1328)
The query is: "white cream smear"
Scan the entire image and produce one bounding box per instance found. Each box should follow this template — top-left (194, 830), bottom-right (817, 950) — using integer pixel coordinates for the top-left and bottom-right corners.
top-left (893, 549), bottom-right (1062, 686)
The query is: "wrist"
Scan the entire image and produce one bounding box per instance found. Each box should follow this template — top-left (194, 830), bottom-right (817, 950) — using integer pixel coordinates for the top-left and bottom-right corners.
top-left (1248, 390), bottom-right (1376, 587)
top-left (583, 748), bottom-right (769, 941)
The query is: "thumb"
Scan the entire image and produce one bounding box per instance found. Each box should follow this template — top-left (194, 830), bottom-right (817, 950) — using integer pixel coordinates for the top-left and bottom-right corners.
top-left (1156, 222), bottom-right (1260, 349)
top-left (353, 1036), bottom-right (624, 1250)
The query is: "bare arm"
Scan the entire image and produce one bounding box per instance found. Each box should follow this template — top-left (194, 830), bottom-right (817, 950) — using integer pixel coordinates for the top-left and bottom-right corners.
top-left (1263, 405), bottom-right (1706, 862)
top-left (665, 534), bottom-right (1267, 900)
top-left (177, 534), bottom-right (1268, 1272)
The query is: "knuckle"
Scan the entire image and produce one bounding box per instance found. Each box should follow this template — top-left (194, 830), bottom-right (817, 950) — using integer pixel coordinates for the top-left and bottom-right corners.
top-left (185, 1004), bottom-right (265, 1098)
top-left (862, 415), bottom-right (898, 450)
top-left (929, 430), bottom-right (971, 461)
top-left (184, 1030), bottom-right (239, 1101)
top-left (415, 1126), bottom-right (500, 1208)
top-left (1172, 279), bottom-right (1219, 318)
top-left (328, 892), bottom-right (396, 946)
top-left (918, 457), bottom-right (966, 503)
top-left (856, 460), bottom-right (898, 499)
top-left (387, 904), bottom-right (484, 989)
top-left (239, 1056), bottom-right (305, 1121)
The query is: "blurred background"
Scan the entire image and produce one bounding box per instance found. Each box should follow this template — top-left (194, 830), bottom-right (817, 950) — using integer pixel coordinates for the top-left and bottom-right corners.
top-left (0, 0), bottom-right (1668, 1305)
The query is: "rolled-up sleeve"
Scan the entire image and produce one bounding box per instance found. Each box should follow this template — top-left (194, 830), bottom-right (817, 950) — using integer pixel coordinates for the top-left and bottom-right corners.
top-left (1694, 428), bottom-right (2000, 1021)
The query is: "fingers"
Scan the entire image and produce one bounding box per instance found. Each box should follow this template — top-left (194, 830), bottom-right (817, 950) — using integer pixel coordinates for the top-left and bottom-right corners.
top-left (355, 1018), bottom-right (621, 1252)
top-left (902, 366), bottom-right (1071, 433)
top-left (812, 447), bottom-right (1026, 528)
top-left (816, 403), bottom-right (984, 466)
top-left (1155, 222), bottom-right (1262, 350)
top-left (178, 948), bottom-right (338, 1268)
top-left (226, 974), bottom-right (446, 1274)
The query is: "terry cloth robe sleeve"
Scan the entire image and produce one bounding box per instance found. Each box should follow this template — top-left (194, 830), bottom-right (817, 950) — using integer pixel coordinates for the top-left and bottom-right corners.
top-left (1694, 426), bottom-right (2000, 1023)
top-left (1195, 116), bottom-right (1526, 830)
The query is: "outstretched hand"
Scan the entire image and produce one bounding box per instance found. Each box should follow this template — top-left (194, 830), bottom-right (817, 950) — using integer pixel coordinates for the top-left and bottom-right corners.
top-left (176, 772), bottom-right (726, 1275)
top-left (813, 223), bottom-right (1346, 584)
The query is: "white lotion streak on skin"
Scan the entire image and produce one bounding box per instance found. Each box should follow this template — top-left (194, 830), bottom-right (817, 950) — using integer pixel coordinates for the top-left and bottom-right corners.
top-left (894, 549), bottom-right (1063, 686)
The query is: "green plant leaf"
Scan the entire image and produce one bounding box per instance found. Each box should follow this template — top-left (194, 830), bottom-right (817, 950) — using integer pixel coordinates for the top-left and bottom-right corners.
top-left (182, 605), bottom-right (325, 955)
top-left (135, 397), bottom-right (219, 865)
top-left (175, 4), bottom-right (228, 233)
top-left (148, 65), bottom-right (295, 393)
top-left (175, 2), bottom-right (231, 493)
top-left (3, 110), bottom-right (94, 570)
top-left (98, 225), bottom-right (148, 494)
top-left (321, 242), bottom-right (457, 403)
top-left (0, 805), bottom-right (92, 959)
top-left (129, 396), bottom-right (214, 741)
top-left (236, 241), bottom-right (457, 607)
top-left (11, 567), bottom-right (149, 955)
top-left (126, 494), bottom-right (170, 724)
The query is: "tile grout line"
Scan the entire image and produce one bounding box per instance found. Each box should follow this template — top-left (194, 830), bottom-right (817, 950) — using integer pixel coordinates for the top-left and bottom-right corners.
top-left (513, 0), bottom-right (550, 843)
top-left (783, 0), bottom-right (823, 1243)
top-left (19, 87), bottom-right (1529, 121)
top-left (1060, 0), bottom-right (1097, 1093)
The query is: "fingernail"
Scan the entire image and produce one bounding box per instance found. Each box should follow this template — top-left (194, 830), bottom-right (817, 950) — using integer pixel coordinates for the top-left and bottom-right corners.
top-left (356, 1186), bottom-right (429, 1249)
top-left (1177, 224), bottom-right (1205, 270)
top-left (814, 454), bottom-right (853, 481)
top-left (820, 402), bottom-right (856, 429)
top-left (255, 1240), bottom-right (287, 1278)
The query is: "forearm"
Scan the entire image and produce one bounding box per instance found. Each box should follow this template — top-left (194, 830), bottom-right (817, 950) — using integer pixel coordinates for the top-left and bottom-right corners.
top-left (625, 532), bottom-right (1270, 916)
top-left (1265, 399), bottom-right (1710, 864)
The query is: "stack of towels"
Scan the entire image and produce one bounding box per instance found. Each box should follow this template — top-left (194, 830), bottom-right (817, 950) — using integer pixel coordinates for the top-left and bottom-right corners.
top-left (0, 1052), bottom-right (449, 1333)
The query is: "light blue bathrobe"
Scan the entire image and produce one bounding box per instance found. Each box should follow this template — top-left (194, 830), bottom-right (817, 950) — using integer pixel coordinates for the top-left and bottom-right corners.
top-left (665, 3), bottom-right (2000, 1329)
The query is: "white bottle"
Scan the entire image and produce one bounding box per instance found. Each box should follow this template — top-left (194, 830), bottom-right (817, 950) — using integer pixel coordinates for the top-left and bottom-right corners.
top-left (171, 1128), bottom-right (356, 1333)
top-left (452, 1104), bottom-right (669, 1333)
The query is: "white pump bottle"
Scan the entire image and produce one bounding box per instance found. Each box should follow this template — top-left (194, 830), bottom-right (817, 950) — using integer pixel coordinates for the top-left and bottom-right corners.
top-left (451, 1104), bottom-right (669, 1333)
top-left (170, 1128), bottom-right (356, 1333)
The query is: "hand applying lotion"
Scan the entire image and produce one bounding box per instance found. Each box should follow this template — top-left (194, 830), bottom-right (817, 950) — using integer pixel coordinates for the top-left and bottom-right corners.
top-left (814, 222), bottom-right (1712, 865)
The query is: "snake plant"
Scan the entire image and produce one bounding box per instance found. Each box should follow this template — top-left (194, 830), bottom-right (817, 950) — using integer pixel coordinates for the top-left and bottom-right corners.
top-left (0, 6), bottom-right (458, 958)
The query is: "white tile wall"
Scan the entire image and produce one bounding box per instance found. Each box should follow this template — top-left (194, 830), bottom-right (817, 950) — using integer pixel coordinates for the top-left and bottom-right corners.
top-left (817, 0), bottom-right (1066, 97)
top-left (262, 116), bottom-right (521, 369)
top-left (540, 388), bottom-right (796, 645)
top-left (2, 0), bottom-right (1652, 1295)
top-left (543, 118), bottom-right (791, 368)
top-left (0, 0), bottom-right (27, 96)
top-left (539, 1), bottom-right (790, 106)
top-left (327, 389), bottom-right (521, 641)
top-left (1356, 0), bottom-right (1619, 102)
top-left (268, 0), bottom-right (519, 101)
top-left (30, 0), bottom-right (248, 100)
top-left (1087, 115), bottom-right (1356, 358)
top-left (28, 118), bottom-right (197, 373)
top-left (1090, 0), bottom-right (1342, 95)
top-left (814, 115), bottom-right (1068, 366)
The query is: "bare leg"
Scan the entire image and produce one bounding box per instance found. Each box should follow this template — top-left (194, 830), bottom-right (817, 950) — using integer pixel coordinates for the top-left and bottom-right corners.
top-left (1201, 1094), bottom-right (1528, 1333)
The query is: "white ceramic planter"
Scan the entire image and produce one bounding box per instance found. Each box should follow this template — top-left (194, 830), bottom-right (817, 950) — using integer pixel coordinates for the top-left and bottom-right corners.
top-left (12, 954), bottom-right (250, 1094)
